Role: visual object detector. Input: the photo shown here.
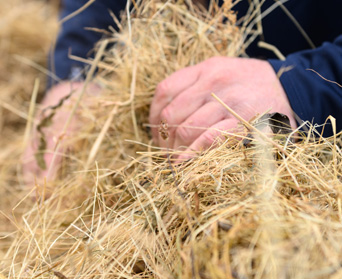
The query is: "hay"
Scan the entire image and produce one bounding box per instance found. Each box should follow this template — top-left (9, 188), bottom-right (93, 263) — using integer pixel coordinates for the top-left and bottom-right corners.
top-left (0, 0), bottom-right (58, 212)
top-left (0, 0), bottom-right (58, 140)
top-left (0, 0), bottom-right (58, 262)
top-left (1, 0), bottom-right (342, 278)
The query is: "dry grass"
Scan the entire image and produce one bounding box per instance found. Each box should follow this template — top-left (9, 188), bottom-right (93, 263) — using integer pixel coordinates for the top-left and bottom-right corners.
top-left (1, 0), bottom-right (342, 278)
top-left (0, 0), bottom-right (58, 264)
top-left (0, 0), bottom-right (58, 135)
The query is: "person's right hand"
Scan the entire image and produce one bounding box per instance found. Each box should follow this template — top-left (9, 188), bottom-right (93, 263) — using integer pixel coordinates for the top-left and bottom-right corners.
top-left (149, 57), bottom-right (297, 161)
top-left (22, 81), bottom-right (101, 191)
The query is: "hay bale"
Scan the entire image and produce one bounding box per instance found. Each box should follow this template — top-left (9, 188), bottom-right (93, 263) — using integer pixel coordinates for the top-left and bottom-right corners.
top-left (1, 0), bottom-right (342, 278)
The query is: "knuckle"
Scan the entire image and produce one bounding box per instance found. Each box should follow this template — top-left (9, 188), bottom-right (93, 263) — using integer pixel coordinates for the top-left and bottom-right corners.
top-left (176, 125), bottom-right (192, 144)
top-left (215, 68), bottom-right (228, 80)
top-left (155, 80), bottom-right (170, 99)
top-left (200, 131), bottom-right (217, 147)
top-left (160, 106), bottom-right (172, 123)
top-left (201, 59), bottom-right (226, 84)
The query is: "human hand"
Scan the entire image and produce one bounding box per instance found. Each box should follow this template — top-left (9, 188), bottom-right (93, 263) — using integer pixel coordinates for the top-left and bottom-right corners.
top-left (149, 56), bottom-right (296, 160)
top-left (22, 81), bottom-right (101, 191)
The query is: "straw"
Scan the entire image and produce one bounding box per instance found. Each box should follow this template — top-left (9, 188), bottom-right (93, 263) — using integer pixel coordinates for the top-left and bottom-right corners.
top-left (2, 0), bottom-right (342, 278)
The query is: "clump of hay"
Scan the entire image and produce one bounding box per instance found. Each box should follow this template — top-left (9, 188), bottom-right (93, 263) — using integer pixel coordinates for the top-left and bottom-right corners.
top-left (2, 0), bottom-right (342, 279)
top-left (0, 0), bottom-right (58, 139)
top-left (0, 0), bottom-right (58, 257)
top-left (57, 0), bottom-right (243, 172)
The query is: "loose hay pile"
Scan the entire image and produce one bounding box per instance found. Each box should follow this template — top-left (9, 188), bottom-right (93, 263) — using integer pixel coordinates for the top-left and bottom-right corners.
top-left (0, 0), bottom-right (58, 262)
top-left (1, 0), bottom-right (342, 278)
top-left (0, 0), bottom-right (58, 138)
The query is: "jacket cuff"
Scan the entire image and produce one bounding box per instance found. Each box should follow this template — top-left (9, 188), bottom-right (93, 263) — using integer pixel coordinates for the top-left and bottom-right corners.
top-left (268, 58), bottom-right (313, 128)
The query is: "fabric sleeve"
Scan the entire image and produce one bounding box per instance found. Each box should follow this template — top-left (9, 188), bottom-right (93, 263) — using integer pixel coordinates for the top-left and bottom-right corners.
top-left (269, 35), bottom-right (342, 137)
top-left (50, 0), bottom-right (126, 87)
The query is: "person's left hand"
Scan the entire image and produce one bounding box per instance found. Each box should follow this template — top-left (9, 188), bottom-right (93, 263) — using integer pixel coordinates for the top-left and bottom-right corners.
top-left (22, 81), bottom-right (101, 192)
top-left (149, 56), bottom-right (296, 160)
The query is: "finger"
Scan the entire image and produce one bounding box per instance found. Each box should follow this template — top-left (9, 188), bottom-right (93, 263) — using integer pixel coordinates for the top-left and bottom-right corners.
top-left (176, 118), bottom-right (240, 162)
top-left (22, 136), bottom-right (63, 186)
top-left (157, 82), bottom-right (219, 148)
top-left (172, 101), bottom-right (228, 149)
top-left (149, 65), bottom-right (202, 139)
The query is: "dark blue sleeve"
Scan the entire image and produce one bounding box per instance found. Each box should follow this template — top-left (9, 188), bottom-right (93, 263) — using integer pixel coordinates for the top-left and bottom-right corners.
top-left (51, 0), bottom-right (126, 86)
top-left (269, 35), bottom-right (342, 136)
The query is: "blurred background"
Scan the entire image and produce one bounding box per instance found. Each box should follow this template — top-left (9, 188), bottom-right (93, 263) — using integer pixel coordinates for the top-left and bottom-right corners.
top-left (0, 0), bottom-right (59, 143)
top-left (0, 0), bottom-right (59, 256)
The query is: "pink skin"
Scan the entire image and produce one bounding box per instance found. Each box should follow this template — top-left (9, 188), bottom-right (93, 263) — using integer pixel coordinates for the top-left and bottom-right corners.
top-left (23, 56), bottom-right (296, 187)
top-left (22, 81), bottom-right (101, 188)
top-left (149, 56), bottom-right (297, 161)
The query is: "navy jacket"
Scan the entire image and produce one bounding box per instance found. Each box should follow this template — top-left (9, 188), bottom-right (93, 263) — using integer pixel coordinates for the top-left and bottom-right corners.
top-left (53, 0), bottom-right (342, 136)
